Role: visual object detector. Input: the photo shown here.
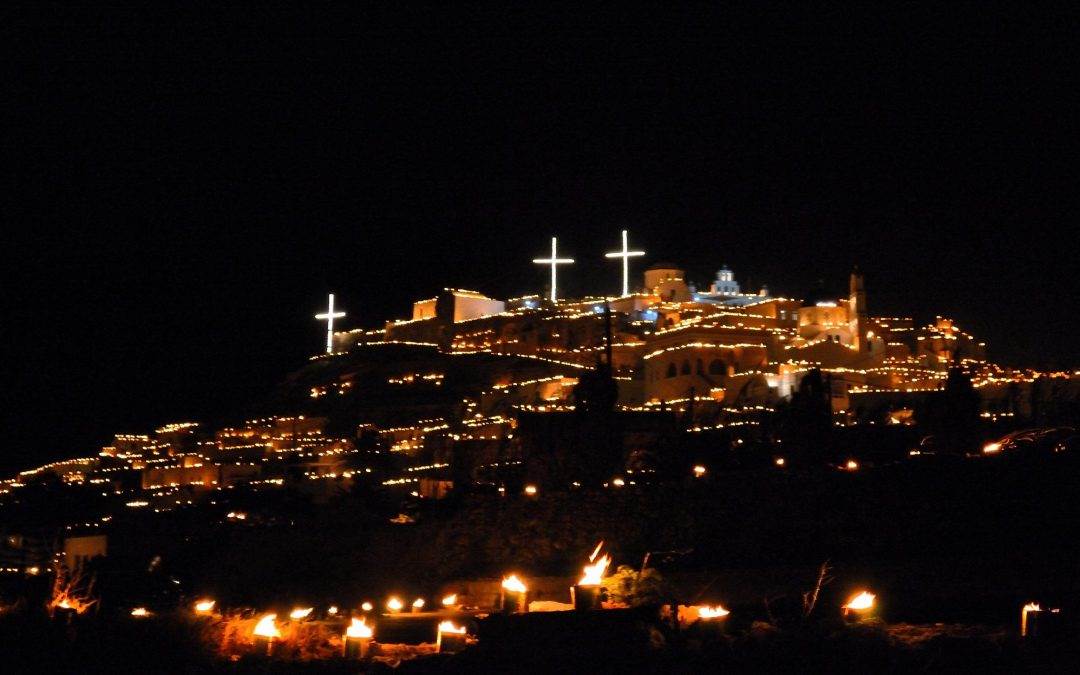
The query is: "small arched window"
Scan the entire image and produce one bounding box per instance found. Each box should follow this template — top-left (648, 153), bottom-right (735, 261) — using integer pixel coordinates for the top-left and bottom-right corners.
top-left (708, 359), bottom-right (724, 375)
top-left (680, 360), bottom-right (691, 375)
top-left (666, 363), bottom-right (677, 378)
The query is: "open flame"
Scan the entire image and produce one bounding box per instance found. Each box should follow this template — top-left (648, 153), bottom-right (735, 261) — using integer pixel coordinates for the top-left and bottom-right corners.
top-left (387, 597), bottom-right (404, 612)
top-left (361, 601), bottom-right (373, 612)
top-left (130, 607), bottom-right (150, 617)
top-left (289, 606), bottom-right (313, 619)
top-left (442, 593), bottom-right (458, 607)
top-left (345, 617), bottom-right (373, 639)
top-left (844, 591), bottom-right (875, 611)
top-left (438, 620), bottom-right (467, 635)
top-left (1023, 602), bottom-right (1041, 613)
top-left (699, 605), bottom-right (730, 619)
top-left (578, 553), bottom-right (611, 586)
top-left (194, 599), bottom-right (215, 614)
top-left (327, 605), bottom-right (339, 616)
top-left (983, 441), bottom-right (1002, 455)
top-left (412, 598), bottom-right (426, 610)
top-left (253, 614), bottom-right (280, 638)
top-left (501, 575), bottom-right (527, 593)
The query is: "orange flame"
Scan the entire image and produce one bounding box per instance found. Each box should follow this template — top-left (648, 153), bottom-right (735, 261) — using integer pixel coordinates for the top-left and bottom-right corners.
top-left (843, 591), bottom-right (875, 611)
top-left (387, 596), bottom-right (404, 612)
top-left (438, 620), bottom-right (467, 635)
top-left (345, 617), bottom-right (373, 639)
top-left (578, 554), bottom-right (611, 586)
top-left (699, 605), bottom-right (730, 619)
top-left (130, 607), bottom-right (150, 617)
top-left (289, 606), bottom-right (313, 619)
top-left (501, 575), bottom-right (527, 593)
top-left (194, 599), bottom-right (215, 614)
top-left (253, 614), bottom-right (280, 638)
top-left (442, 594), bottom-right (458, 607)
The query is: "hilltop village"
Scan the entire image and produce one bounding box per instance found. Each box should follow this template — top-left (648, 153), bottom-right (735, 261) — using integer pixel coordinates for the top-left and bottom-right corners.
top-left (2, 248), bottom-right (1077, 572)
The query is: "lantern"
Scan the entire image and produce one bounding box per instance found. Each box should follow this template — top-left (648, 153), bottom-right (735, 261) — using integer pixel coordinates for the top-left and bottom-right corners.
top-left (500, 575), bottom-right (528, 613)
top-left (571, 550), bottom-right (610, 611)
top-left (252, 614), bottom-right (280, 656)
top-left (842, 591), bottom-right (876, 621)
top-left (343, 617), bottom-right (374, 659)
top-left (436, 620), bottom-right (468, 653)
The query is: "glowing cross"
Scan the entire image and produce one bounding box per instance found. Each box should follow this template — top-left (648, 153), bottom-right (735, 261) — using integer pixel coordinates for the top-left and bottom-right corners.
top-left (532, 236), bottom-right (574, 304)
top-left (604, 229), bottom-right (646, 297)
top-left (315, 293), bottom-right (346, 354)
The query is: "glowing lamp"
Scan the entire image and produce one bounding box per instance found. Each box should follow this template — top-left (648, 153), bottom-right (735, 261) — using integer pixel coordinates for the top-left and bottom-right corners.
top-left (1021, 601), bottom-right (1063, 638)
top-left (844, 459), bottom-right (859, 471)
top-left (194, 599), bottom-right (215, 615)
top-left (693, 465), bottom-right (706, 477)
top-left (572, 550), bottom-right (610, 611)
top-left (842, 591), bottom-right (876, 621)
top-left (253, 614), bottom-right (280, 655)
top-left (699, 605), bottom-right (730, 619)
top-left (500, 575), bottom-right (528, 613)
top-left (436, 620), bottom-right (468, 653)
top-left (386, 597), bottom-right (404, 613)
top-left (343, 617), bottom-right (373, 659)
top-left (524, 484), bottom-right (538, 496)
top-left (774, 457), bottom-right (786, 467)
top-left (361, 601), bottom-right (373, 613)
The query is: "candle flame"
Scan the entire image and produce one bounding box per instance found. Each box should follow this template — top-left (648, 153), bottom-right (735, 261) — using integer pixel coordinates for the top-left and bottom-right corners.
top-left (253, 614), bottom-right (280, 638)
top-left (438, 620), bottom-right (467, 635)
top-left (345, 617), bottom-right (373, 639)
top-left (578, 553), bottom-right (611, 586)
top-left (844, 591), bottom-right (875, 611)
top-left (501, 574), bottom-right (527, 593)
top-left (699, 605), bottom-right (730, 619)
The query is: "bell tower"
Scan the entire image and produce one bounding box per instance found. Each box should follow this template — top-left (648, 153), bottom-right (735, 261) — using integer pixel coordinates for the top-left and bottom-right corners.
top-left (849, 268), bottom-right (868, 352)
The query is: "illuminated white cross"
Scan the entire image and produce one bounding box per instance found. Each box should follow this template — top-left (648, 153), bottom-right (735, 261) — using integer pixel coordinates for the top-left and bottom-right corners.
top-left (605, 229), bottom-right (646, 297)
top-left (532, 236), bottom-right (574, 304)
top-left (315, 293), bottom-right (346, 354)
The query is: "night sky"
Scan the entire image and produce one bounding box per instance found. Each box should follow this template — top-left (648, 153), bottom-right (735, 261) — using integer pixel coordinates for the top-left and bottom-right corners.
top-left (6, 7), bottom-right (1078, 473)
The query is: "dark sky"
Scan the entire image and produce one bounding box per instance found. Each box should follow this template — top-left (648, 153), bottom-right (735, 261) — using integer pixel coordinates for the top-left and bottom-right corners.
top-left (5, 6), bottom-right (1078, 473)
